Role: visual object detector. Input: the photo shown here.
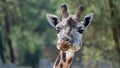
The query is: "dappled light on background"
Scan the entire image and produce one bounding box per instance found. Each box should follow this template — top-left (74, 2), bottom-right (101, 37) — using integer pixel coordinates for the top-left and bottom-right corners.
top-left (0, 0), bottom-right (120, 68)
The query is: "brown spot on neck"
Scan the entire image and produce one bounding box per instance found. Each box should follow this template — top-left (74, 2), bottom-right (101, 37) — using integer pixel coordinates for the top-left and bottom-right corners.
top-left (62, 52), bottom-right (66, 62)
top-left (68, 57), bottom-right (73, 64)
top-left (55, 54), bottom-right (60, 67)
top-left (60, 63), bottom-right (63, 68)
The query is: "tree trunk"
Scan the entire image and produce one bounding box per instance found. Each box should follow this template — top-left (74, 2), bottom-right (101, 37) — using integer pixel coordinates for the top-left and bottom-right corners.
top-left (2, 0), bottom-right (15, 63)
top-left (4, 13), bottom-right (15, 63)
top-left (0, 33), bottom-right (6, 63)
top-left (108, 0), bottom-right (120, 63)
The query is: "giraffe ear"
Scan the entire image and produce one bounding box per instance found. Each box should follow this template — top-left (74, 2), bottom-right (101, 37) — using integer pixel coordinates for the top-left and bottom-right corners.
top-left (83, 13), bottom-right (94, 29)
top-left (46, 13), bottom-right (60, 28)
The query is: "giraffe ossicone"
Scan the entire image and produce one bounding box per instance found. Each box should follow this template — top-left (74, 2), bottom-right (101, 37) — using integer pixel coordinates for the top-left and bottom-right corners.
top-left (46, 3), bottom-right (94, 68)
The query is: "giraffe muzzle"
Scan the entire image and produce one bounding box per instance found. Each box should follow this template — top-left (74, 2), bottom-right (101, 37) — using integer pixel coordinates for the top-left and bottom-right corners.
top-left (57, 40), bottom-right (72, 51)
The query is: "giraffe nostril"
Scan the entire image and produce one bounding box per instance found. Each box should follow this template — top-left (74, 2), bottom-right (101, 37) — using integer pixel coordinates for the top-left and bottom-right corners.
top-left (62, 37), bottom-right (71, 42)
top-left (66, 38), bottom-right (70, 41)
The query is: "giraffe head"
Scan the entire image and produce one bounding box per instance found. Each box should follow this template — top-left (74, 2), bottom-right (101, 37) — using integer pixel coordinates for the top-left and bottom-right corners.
top-left (46, 4), bottom-right (94, 52)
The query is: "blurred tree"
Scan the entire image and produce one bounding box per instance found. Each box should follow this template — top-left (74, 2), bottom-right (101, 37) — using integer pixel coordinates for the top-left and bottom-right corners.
top-left (0, 0), bottom-right (119, 67)
top-left (0, 32), bottom-right (6, 63)
top-left (108, 0), bottom-right (120, 63)
top-left (1, 0), bottom-right (15, 63)
top-left (0, 0), bottom-right (59, 67)
top-left (21, 44), bottom-right (42, 68)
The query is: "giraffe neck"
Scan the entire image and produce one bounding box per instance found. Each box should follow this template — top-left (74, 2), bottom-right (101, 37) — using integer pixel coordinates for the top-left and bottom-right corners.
top-left (54, 50), bottom-right (75, 68)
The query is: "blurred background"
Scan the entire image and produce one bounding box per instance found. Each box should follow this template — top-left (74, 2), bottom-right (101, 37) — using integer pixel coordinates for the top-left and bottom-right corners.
top-left (0, 0), bottom-right (120, 68)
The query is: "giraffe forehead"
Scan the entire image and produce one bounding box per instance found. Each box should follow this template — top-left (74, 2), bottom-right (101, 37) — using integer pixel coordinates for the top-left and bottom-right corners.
top-left (69, 15), bottom-right (80, 22)
top-left (58, 15), bottom-right (81, 28)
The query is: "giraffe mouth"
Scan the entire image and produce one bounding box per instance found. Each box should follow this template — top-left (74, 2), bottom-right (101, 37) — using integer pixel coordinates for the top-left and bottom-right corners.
top-left (57, 41), bottom-right (72, 51)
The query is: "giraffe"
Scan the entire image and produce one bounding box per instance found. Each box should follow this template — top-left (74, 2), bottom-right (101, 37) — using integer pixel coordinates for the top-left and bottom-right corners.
top-left (46, 4), bottom-right (94, 68)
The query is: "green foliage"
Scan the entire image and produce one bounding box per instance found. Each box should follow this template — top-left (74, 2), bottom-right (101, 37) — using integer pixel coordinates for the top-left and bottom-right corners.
top-left (0, 0), bottom-right (120, 67)
top-left (20, 44), bottom-right (42, 68)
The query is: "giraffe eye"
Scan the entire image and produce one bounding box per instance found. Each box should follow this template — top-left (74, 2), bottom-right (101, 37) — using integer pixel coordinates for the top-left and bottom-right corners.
top-left (78, 27), bottom-right (84, 34)
top-left (55, 27), bottom-right (61, 33)
top-left (55, 29), bottom-right (60, 33)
